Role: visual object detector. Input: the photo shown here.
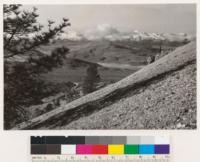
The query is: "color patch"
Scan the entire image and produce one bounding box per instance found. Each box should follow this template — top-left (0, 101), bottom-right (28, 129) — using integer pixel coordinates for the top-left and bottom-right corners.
top-left (155, 136), bottom-right (170, 144)
top-left (112, 136), bottom-right (126, 144)
top-left (61, 145), bottom-right (76, 154)
top-left (124, 145), bottom-right (139, 154)
top-left (98, 136), bottom-right (113, 144)
top-left (92, 145), bottom-right (108, 154)
top-left (139, 145), bottom-right (155, 154)
top-left (108, 145), bottom-right (124, 154)
top-left (46, 144), bottom-right (61, 154)
top-left (76, 145), bottom-right (93, 154)
top-left (31, 136), bottom-right (46, 144)
top-left (31, 144), bottom-right (46, 154)
top-left (45, 136), bottom-right (66, 144)
top-left (85, 136), bottom-right (99, 144)
top-left (155, 145), bottom-right (170, 154)
top-left (140, 136), bottom-right (155, 144)
top-left (64, 136), bottom-right (85, 144)
top-left (126, 136), bottom-right (140, 144)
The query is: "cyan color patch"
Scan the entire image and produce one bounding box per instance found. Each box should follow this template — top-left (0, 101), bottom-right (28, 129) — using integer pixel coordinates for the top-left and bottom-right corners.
top-left (139, 145), bottom-right (155, 154)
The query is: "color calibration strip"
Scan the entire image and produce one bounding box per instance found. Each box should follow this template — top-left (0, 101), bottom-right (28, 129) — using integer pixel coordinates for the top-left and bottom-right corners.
top-left (31, 136), bottom-right (170, 155)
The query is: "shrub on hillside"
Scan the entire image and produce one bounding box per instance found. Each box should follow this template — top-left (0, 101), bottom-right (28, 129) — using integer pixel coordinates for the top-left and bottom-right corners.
top-left (82, 64), bottom-right (101, 94)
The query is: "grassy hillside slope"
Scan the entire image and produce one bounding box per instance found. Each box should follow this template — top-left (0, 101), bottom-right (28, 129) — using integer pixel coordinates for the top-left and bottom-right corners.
top-left (12, 41), bottom-right (196, 130)
top-left (64, 63), bottom-right (196, 129)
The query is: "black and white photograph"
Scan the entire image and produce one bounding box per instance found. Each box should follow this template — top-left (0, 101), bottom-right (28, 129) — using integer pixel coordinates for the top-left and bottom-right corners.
top-left (4, 4), bottom-right (196, 130)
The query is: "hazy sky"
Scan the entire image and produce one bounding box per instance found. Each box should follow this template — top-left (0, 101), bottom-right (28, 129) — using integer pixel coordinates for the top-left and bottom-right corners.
top-left (22, 4), bottom-right (196, 34)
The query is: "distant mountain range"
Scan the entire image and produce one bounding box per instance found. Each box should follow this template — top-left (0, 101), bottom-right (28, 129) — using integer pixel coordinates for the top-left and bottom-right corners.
top-left (56, 24), bottom-right (194, 42)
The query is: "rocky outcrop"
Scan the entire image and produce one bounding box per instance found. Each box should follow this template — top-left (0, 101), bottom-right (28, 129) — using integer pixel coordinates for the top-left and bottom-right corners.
top-left (12, 41), bottom-right (196, 130)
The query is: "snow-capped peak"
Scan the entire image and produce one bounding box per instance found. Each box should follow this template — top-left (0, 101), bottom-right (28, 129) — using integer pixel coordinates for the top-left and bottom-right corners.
top-left (54, 24), bottom-right (193, 42)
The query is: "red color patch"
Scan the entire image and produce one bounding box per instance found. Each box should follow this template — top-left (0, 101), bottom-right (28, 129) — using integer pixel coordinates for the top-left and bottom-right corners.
top-left (92, 145), bottom-right (108, 154)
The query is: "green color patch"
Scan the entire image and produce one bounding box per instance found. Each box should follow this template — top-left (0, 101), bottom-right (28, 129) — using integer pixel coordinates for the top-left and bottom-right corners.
top-left (124, 145), bottom-right (139, 154)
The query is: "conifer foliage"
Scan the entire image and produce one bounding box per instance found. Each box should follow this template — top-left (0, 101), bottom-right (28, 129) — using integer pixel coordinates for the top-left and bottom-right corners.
top-left (4, 4), bottom-right (70, 129)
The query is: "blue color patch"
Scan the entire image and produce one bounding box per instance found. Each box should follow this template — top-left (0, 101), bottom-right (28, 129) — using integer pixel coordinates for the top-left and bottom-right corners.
top-left (139, 145), bottom-right (155, 154)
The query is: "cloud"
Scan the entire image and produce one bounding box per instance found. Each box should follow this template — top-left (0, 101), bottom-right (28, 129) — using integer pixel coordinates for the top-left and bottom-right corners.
top-left (83, 24), bottom-right (119, 40)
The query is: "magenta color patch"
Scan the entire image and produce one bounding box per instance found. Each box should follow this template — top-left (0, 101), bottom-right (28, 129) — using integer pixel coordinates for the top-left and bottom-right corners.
top-left (76, 145), bottom-right (93, 154)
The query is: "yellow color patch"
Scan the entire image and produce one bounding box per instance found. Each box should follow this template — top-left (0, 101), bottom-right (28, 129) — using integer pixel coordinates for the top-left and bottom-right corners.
top-left (108, 145), bottom-right (124, 154)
